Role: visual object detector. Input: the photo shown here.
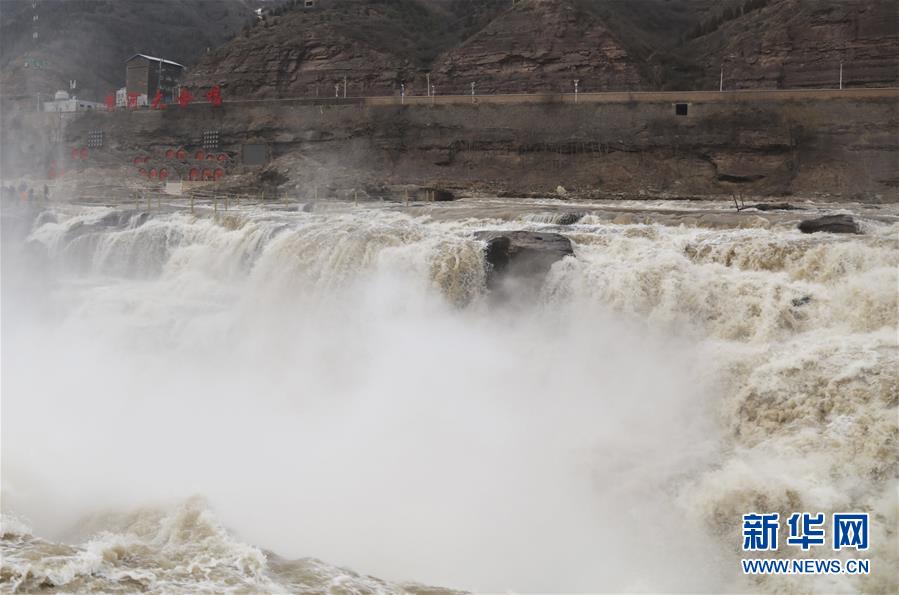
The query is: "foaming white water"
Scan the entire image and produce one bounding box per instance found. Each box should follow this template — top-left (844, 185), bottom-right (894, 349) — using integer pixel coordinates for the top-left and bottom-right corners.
top-left (2, 201), bottom-right (896, 593)
top-left (1, 498), bottom-right (402, 593)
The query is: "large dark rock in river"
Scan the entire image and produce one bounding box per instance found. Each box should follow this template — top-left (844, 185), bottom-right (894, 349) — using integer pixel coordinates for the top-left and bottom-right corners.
top-left (751, 202), bottom-right (797, 211)
top-left (555, 212), bottom-right (585, 225)
top-left (475, 230), bottom-right (574, 288)
top-left (797, 214), bottom-right (860, 234)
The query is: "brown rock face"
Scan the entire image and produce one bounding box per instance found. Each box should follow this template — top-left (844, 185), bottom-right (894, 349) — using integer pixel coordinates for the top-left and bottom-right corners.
top-left (183, 0), bottom-right (458, 99)
top-left (433, 0), bottom-right (646, 94)
top-left (181, 0), bottom-right (896, 99)
top-left (686, 0), bottom-right (899, 90)
top-left (184, 0), bottom-right (657, 99)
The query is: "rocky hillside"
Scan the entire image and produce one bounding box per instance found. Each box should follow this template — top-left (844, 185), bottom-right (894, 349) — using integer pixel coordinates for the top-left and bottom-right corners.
top-left (184, 0), bottom-right (898, 98)
top-left (183, 0), bottom-right (462, 98)
top-left (0, 0), bottom-right (257, 101)
top-left (4, 0), bottom-right (895, 103)
top-left (184, 0), bottom-right (717, 98)
top-left (432, 0), bottom-right (646, 94)
top-left (430, 0), bottom-right (729, 93)
top-left (682, 0), bottom-right (899, 89)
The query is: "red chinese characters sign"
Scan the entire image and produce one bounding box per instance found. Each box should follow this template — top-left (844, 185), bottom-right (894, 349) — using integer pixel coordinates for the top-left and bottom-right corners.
top-left (177, 88), bottom-right (193, 108)
top-left (151, 89), bottom-right (166, 110)
top-left (205, 85), bottom-right (222, 107)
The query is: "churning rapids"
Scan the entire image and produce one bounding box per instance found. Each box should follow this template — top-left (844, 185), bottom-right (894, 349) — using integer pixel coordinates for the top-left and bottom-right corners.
top-left (1, 196), bottom-right (896, 594)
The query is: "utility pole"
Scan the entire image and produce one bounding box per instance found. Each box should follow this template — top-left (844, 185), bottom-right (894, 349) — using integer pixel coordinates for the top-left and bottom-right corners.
top-left (343, 74), bottom-right (347, 98)
top-left (471, 81), bottom-right (476, 103)
top-left (839, 62), bottom-right (843, 90)
top-left (719, 65), bottom-right (724, 92)
top-left (426, 73), bottom-right (430, 97)
top-left (335, 83), bottom-right (339, 98)
top-left (574, 79), bottom-right (579, 103)
top-left (401, 82), bottom-right (405, 104)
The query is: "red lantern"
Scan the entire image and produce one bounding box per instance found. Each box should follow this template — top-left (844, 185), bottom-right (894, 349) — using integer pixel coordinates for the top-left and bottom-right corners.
top-left (159, 168), bottom-right (169, 180)
top-left (203, 169), bottom-right (212, 180)
top-left (217, 153), bottom-right (228, 161)
top-left (138, 168), bottom-right (147, 177)
top-left (195, 150), bottom-right (205, 160)
top-left (80, 148), bottom-right (88, 160)
top-left (72, 148), bottom-right (80, 160)
top-left (149, 168), bottom-right (157, 179)
top-left (189, 168), bottom-right (199, 181)
top-left (176, 149), bottom-right (186, 160)
top-left (214, 168), bottom-right (224, 180)
top-left (166, 149), bottom-right (175, 159)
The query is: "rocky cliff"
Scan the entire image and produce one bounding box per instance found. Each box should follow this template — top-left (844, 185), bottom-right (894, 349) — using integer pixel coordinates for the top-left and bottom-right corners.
top-left (182, 0), bottom-right (898, 98)
top-left (182, 0), bottom-right (475, 98)
top-left (683, 0), bottom-right (899, 90)
top-left (432, 0), bottom-right (645, 94)
top-left (3, 0), bottom-right (896, 104)
top-left (181, 0), bottom-right (714, 98)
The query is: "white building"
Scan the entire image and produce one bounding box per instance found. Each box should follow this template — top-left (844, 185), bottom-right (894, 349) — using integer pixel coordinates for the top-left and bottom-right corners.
top-left (43, 90), bottom-right (104, 113)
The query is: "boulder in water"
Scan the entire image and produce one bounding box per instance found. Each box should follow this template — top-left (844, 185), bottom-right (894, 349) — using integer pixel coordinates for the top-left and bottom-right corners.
top-left (474, 230), bottom-right (573, 288)
top-left (751, 202), bottom-right (797, 211)
top-left (797, 214), bottom-right (860, 234)
top-left (555, 212), bottom-right (584, 225)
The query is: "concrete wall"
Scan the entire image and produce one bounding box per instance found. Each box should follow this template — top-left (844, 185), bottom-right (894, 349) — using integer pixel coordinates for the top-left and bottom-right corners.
top-left (23, 89), bottom-right (899, 200)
